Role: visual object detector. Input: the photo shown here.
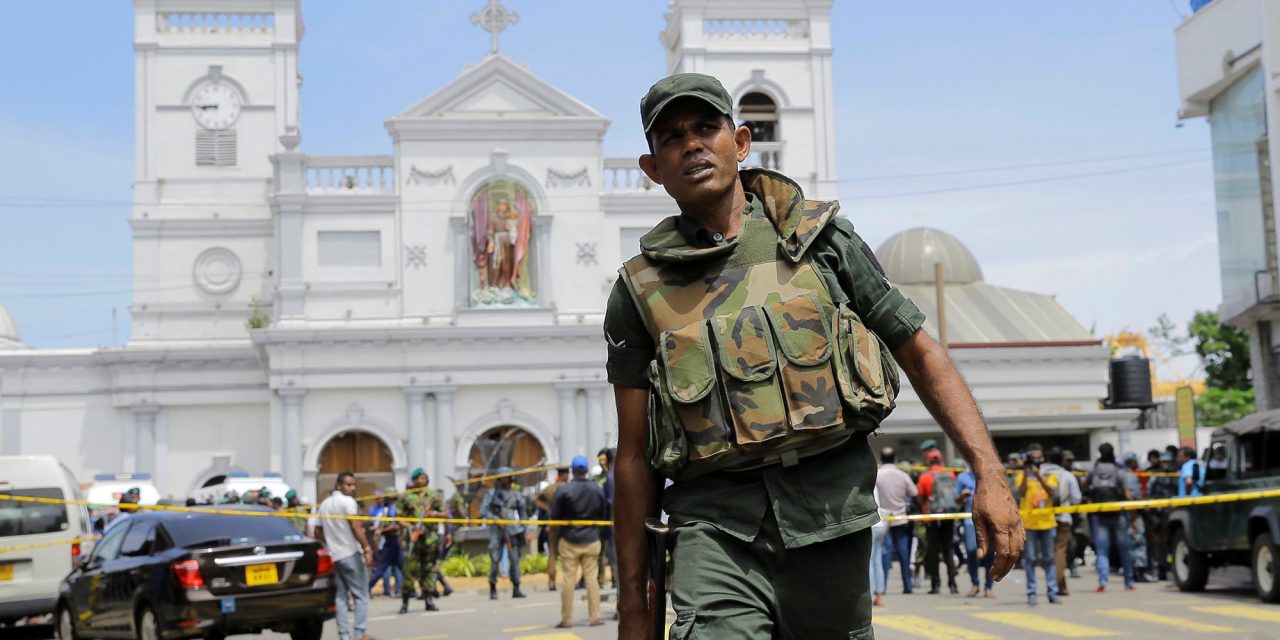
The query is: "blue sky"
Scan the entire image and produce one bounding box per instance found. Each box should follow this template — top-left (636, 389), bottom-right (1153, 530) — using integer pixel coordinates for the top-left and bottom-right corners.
top-left (0, 1), bottom-right (1215, 376)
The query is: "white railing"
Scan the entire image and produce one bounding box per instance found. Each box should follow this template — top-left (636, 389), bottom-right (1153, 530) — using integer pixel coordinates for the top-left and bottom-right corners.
top-left (703, 19), bottom-right (808, 39)
top-left (744, 142), bottom-right (783, 171)
top-left (603, 158), bottom-right (658, 193)
top-left (157, 12), bottom-right (275, 34)
top-left (304, 156), bottom-right (395, 194)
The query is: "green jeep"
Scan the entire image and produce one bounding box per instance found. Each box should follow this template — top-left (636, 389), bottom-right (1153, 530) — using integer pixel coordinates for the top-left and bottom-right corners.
top-left (1167, 411), bottom-right (1280, 603)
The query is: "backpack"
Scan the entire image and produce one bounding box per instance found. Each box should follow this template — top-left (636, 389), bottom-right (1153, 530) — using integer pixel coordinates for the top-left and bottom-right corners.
top-left (1088, 462), bottom-right (1125, 503)
top-left (929, 471), bottom-right (960, 513)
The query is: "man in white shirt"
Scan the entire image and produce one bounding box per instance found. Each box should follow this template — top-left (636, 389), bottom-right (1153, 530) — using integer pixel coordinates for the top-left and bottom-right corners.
top-left (1042, 447), bottom-right (1081, 596)
top-left (875, 447), bottom-right (919, 593)
top-left (316, 472), bottom-right (374, 640)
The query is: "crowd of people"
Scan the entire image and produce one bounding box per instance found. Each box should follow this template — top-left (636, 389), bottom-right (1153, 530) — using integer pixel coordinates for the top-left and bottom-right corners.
top-left (872, 439), bottom-right (1208, 608)
top-left (304, 448), bottom-right (618, 640)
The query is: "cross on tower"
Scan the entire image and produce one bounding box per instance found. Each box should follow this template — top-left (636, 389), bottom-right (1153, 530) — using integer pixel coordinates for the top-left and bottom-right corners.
top-left (470, 0), bottom-right (519, 55)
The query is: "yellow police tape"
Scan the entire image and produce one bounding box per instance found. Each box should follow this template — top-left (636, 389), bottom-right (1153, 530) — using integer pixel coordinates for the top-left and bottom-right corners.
top-left (900, 464), bottom-right (1182, 478)
top-left (0, 535), bottom-right (99, 555)
top-left (6, 487), bottom-right (1279, 555)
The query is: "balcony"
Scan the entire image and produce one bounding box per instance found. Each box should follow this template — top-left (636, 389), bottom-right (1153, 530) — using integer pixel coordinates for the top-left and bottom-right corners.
top-left (303, 156), bottom-right (396, 195)
top-left (744, 142), bottom-right (783, 171)
top-left (603, 158), bottom-right (658, 194)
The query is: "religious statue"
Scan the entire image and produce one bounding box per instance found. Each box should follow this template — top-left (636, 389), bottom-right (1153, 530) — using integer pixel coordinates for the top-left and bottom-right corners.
top-left (470, 180), bottom-right (536, 307)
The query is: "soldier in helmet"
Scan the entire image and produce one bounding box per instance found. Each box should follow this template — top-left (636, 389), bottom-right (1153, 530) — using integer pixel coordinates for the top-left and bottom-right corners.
top-left (606, 73), bottom-right (1026, 638)
top-left (481, 466), bottom-right (531, 600)
top-left (396, 468), bottom-right (446, 613)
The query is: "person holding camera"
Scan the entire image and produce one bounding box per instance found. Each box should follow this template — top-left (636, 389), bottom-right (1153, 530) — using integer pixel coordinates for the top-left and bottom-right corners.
top-left (1014, 443), bottom-right (1060, 605)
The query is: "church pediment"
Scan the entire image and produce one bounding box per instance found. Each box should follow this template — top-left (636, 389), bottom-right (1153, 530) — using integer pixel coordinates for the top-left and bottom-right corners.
top-left (390, 54), bottom-right (608, 122)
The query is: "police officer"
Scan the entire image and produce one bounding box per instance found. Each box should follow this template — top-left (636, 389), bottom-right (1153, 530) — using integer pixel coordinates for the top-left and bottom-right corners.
top-left (481, 467), bottom-right (531, 600)
top-left (606, 73), bottom-right (1026, 639)
top-left (396, 468), bottom-right (446, 613)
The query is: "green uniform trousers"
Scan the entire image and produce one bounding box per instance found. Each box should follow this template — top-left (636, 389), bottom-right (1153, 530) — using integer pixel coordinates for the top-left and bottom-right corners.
top-left (668, 508), bottom-right (874, 640)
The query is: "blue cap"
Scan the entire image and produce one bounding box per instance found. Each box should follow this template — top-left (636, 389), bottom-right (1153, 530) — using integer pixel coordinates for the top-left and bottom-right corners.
top-left (571, 455), bottom-right (589, 471)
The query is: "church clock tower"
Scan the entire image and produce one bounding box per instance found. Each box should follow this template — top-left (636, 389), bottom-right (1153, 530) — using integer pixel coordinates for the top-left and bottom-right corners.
top-left (130, 0), bottom-right (303, 343)
top-left (662, 0), bottom-right (838, 200)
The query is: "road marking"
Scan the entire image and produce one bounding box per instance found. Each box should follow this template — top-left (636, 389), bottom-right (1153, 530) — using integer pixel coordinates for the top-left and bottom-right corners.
top-left (1098, 608), bottom-right (1238, 632)
top-left (368, 608), bottom-right (478, 622)
top-left (504, 625), bottom-right (550, 632)
top-left (874, 614), bottom-right (999, 640)
top-left (971, 612), bottom-right (1119, 637)
top-left (393, 635), bottom-right (448, 640)
top-left (511, 634), bottom-right (581, 640)
top-left (1193, 605), bottom-right (1280, 623)
top-left (513, 601), bottom-right (560, 609)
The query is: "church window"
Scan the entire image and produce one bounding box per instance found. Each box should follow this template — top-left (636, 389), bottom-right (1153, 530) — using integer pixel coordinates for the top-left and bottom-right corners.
top-left (468, 179), bottom-right (537, 308)
top-left (195, 129), bottom-right (237, 167)
top-left (317, 230), bottom-right (382, 267)
top-left (739, 92), bottom-right (780, 169)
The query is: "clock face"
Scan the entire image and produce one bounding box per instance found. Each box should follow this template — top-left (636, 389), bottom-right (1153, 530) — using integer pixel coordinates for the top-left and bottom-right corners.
top-left (191, 84), bottom-right (242, 130)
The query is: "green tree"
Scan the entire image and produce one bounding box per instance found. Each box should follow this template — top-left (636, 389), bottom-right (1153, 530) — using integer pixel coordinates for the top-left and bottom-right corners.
top-left (1187, 310), bottom-right (1252, 390)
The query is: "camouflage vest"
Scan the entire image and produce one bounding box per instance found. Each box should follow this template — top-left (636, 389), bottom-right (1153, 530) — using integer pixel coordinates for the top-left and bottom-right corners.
top-left (620, 169), bottom-right (899, 481)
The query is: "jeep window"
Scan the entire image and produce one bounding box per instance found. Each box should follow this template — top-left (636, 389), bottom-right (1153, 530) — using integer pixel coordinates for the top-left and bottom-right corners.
top-left (1206, 443), bottom-right (1229, 481)
top-left (1237, 431), bottom-right (1280, 478)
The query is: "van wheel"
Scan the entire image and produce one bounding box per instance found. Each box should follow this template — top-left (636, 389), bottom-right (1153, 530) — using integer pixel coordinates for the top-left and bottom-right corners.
top-left (1172, 528), bottom-right (1208, 592)
top-left (57, 604), bottom-right (79, 640)
top-left (135, 607), bottom-right (161, 640)
top-left (289, 619), bottom-right (323, 640)
top-left (1253, 533), bottom-right (1280, 603)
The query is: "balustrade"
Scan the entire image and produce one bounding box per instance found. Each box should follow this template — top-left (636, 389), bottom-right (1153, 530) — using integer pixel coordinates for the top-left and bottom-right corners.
top-left (303, 157), bottom-right (396, 194)
top-left (703, 19), bottom-right (807, 39)
top-left (157, 12), bottom-right (275, 33)
top-left (603, 158), bottom-right (657, 193)
top-left (744, 142), bottom-right (783, 171)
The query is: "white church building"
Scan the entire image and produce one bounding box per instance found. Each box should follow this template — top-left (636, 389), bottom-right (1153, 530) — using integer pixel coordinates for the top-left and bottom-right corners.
top-left (0, 0), bottom-right (1136, 503)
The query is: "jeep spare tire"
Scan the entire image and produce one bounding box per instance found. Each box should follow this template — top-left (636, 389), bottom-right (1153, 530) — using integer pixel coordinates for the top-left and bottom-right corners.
top-left (1252, 533), bottom-right (1280, 603)
top-left (1172, 528), bottom-right (1208, 592)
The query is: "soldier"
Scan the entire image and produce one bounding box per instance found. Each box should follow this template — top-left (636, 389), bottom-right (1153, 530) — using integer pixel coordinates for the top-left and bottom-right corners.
top-left (396, 468), bottom-right (446, 613)
top-left (481, 467), bottom-right (531, 600)
top-left (607, 73), bottom-right (1026, 638)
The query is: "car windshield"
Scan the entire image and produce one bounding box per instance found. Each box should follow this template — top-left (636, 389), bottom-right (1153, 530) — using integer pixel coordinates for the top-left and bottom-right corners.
top-left (0, 488), bottom-right (70, 538)
top-left (162, 513), bottom-right (304, 548)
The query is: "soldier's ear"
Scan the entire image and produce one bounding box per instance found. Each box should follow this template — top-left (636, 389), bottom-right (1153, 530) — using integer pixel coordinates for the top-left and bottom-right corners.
top-left (734, 125), bottom-right (751, 163)
top-left (639, 153), bottom-right (663, 185)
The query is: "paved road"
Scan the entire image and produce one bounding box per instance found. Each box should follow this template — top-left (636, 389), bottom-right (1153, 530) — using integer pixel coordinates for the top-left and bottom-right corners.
top-left (10, 568), bottom-right (1278, 639)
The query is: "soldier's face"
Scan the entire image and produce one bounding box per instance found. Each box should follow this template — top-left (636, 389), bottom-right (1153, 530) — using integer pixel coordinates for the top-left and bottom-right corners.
top-left (640, 99), bottom-right (750, 207)
top-left (413, 475), bottom-right (428, 489)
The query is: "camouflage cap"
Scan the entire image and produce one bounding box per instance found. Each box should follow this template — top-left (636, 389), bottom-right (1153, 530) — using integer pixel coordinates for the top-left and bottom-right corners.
top-left (640, 73), bottom-right (733, 133)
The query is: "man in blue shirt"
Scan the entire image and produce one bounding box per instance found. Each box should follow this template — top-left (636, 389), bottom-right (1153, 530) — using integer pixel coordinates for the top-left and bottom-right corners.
top-left (1177, 446), bottom-right (1204, 497)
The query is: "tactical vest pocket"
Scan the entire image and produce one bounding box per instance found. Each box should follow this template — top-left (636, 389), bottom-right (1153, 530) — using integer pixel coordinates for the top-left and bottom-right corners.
top-left (709, 305), bottom-right (789, 447)
top-left (765, 293), bottom-right (844, 431)
top-left (658, 321), bottom-right (733, 464)
top-left (833, 305), bottom-right (896, 424)
top-left (646, 361), bottom-right (688, 479)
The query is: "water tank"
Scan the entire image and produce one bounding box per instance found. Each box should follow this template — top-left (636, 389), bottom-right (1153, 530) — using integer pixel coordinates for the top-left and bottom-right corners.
top-left (1108, 356), bottom-right (1153, 408)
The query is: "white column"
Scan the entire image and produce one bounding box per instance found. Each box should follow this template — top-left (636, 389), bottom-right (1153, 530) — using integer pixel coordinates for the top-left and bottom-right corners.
top-left (586, 386), bottom-right (606, 462)
top-left (404, 388), bottom-right (428, 475)
top-left (1, 408), bottom-right (20, 455)
top-left (131, 405), bottom-right (159, 479)
top-left (279, 389), bottom-right (306, 491)
top-left (123, 411), bottom-right (138, 473)
top-left (433, 387), bottom-right (457, 496)
top-left (557, 386), bottom-right (579, 463)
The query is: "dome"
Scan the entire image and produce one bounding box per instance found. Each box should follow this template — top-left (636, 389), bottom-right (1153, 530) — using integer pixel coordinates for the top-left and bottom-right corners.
top-left (0, 303), bottom-right (21, 348)
top-left (875, 227), bottom-right (984, 285)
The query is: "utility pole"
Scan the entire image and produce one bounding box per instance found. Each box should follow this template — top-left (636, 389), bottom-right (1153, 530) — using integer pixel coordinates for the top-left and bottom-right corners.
top-left (935, 263), bottom-right (957, 464)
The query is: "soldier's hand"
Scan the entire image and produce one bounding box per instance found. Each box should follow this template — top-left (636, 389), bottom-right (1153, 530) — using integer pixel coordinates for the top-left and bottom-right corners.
top-left (972, 475), bottom-right (1024, 581)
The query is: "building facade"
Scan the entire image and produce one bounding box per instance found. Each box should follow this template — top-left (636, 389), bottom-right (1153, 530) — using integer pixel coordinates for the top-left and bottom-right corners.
top-left (0, 0), bottom-right (1132, 502)
top-left (1175, 0), bottom-right (1280, 410)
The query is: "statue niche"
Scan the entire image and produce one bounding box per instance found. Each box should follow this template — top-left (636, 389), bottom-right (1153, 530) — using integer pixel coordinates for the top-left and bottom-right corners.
top-left (469, 179), bottom-right (537, 307)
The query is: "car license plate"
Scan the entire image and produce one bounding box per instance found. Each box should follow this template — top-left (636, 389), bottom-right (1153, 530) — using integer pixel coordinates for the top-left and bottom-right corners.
top-left (244, 563), bottom-right (278, 586)
top-left (0, 564), bottom-right (12, 582)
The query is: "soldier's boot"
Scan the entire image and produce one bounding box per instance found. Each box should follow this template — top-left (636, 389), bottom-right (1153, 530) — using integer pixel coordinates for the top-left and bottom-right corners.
top-left (424, 593), bottom-right (438, 612)
top-left (437, 573), bottom-right (453, 597)
top-left (512, 582), bottom-right (526, 599)
top-left (489, 582), bottom-right (498, 600)
top-left (398, 592), bottom-right (410, 615)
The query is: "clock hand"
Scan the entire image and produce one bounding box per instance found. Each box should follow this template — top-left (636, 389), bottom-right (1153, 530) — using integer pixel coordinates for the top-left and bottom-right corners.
top-left (197, 104), bottom-right (218, 111)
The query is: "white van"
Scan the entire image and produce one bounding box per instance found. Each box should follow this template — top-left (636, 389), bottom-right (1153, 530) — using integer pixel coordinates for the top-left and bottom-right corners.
top-left (0, 455), bottom-right (93, 626)
top-left (193, 472), bottom-right (293, 505)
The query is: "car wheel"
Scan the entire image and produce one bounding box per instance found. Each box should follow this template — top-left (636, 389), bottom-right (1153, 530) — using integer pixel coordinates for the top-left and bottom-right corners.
top-left (135, 607), bottom-right (161, 640)
top-left (289, 619), bottom-right (323, 640)
top-left (57, 604), bottom-right (80, 640)
top-left (1171, 528), bottom-right (1209, 592)
top-left (1253, 533), bottom-right (1280, 603)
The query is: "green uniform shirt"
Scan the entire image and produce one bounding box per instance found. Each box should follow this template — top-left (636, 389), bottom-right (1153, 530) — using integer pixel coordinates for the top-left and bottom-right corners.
top-left (604, 193), bottom-right (926, 549)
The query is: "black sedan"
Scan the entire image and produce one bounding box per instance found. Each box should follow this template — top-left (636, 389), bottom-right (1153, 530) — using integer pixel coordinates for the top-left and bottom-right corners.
top-left (56, 507), bottom-right (334, 640)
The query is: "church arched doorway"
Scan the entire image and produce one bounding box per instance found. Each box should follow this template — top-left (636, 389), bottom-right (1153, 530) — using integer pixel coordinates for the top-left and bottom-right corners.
top-left (460, 425), bottom-right (547, 518)
top-left (740, 91), bottom-right (780, 169)
top-left (316, 431), bottom-right (394, 502)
